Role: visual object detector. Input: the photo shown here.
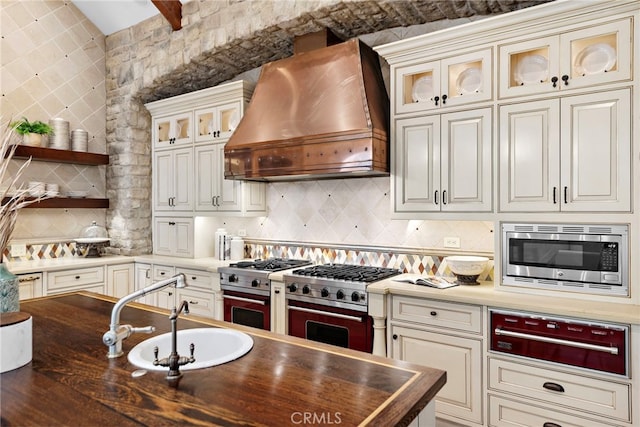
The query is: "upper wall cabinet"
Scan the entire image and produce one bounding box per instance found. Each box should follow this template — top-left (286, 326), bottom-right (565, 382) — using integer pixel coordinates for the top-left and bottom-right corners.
top-left (153, 112), bottom-right (192, 148)
top-left (395, 49), bottom-right (492, 115)
top-left (195, 102), bottom-right (241, 142)
top-left (499, 19), bottom-right (632, 99)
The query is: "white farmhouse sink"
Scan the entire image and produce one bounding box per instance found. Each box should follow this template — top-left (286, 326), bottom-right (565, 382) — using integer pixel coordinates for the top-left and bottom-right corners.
top-left (127, 328), bottom-right (253, 371)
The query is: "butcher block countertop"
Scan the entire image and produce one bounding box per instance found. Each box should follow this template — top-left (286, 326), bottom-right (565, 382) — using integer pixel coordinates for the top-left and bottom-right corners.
top-left (1, 293), bottom-right (446, 426)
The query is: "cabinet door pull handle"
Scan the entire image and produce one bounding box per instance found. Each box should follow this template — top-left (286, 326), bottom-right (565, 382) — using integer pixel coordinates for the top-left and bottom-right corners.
top-left (551, 76), bottom-right (558, 88)
top-left (188, 301), bottom-right (198, 305)
top-left (562, 74), bottom-right (569, 86)
top-left (543, 382), bottom-right (565, 393)
top-left (168, 221), bottom-right (176, 226)
top-left (442, 190), bottom-right (447, 205)
top-left (563, 186), bottom-right (568, 204)
top-left (441, 94), bottom-right (447, 105)
top-left (434, 96), bottom-right (440, 106)
top-left (434, 190), bottom-right (439, 205)
top-left (542, 423), bottom-right (562, 427)
top-left (553, 187), bottom-right (557, 204)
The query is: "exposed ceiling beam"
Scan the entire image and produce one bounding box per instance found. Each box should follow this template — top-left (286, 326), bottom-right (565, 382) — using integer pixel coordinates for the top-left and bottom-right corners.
top-left (151, 0), bottom-right (182, 31)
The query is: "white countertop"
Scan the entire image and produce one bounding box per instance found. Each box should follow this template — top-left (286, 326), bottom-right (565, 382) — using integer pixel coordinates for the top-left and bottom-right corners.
top-left (368, 274), bottom-right (640, 325)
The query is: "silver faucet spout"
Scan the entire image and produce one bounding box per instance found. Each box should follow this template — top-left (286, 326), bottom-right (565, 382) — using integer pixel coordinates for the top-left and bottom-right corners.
top-left (103, 273), bottom-right (187, 358)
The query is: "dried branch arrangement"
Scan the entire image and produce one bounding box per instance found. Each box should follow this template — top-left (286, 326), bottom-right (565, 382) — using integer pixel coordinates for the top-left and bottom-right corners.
top-left (0, 122), bottom-right (49, 259)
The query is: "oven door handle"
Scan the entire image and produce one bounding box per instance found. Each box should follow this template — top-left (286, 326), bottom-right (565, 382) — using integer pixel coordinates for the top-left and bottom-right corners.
top-left (494, 328), bottom-right (619, 355)
top-left (223, 295), bottom-right (266, 306)
top-left (288, 305), bottom-right (364, 323)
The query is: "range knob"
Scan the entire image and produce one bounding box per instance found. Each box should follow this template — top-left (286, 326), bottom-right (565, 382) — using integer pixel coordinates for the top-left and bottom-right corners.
top-left (251, 279), bottom-right (260, 287)
top-left (229, 274), bottom-right (238, 283)
top-left (351, 291), bottom-right (361, 302)
top-left (287, 283), bottom-right (298, 292)
top-left (302, 285), bottom-right (311, 294)
top-left (321, 288), bottom-right (330, 297)
top-left (336, 290), bottom-right (345, 300)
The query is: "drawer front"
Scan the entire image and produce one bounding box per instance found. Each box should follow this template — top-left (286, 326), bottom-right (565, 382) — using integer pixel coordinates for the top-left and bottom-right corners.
top-left (488, 395), bottom-right (622, 427)
top-left (47, 282), bottom-right (105, 296)
top-left (153, 265), bottom-right (175, 281)
top-left (489, 357), bottom-right (630, 422)
top-left (177, 288), bottom-right (215, 318)
top-left (176, 268), bottom-right (212, 291)
top-left (391, 296), bottom-right (482, 334)
top-left (47, 267), bottom-right (104, 291)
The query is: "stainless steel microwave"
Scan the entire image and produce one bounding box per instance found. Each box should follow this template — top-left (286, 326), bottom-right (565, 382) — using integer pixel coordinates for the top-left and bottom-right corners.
top-left (502, 223), bottom-right (628, 296)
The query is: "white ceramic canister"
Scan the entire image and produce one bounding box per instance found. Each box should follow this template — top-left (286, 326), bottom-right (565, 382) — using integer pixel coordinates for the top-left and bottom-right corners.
top-left (214, 228), bottom-right (227, 260)
top-left (230, 237), bottom-right (244, 260)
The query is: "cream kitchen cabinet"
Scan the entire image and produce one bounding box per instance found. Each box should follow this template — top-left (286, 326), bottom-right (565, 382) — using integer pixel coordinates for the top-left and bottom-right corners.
top-left (153, 147), bottom-right (193, 211)
top-left (195, 143), bottom-right (266, 214)
top-left (106, 263), bottom-right (134, 298)
top-left (499, 18), bottom-right (632, 99)
top-left (45, 266), bottom-right (105, 295)
top-left (499, 89), bottom-right (631, 212)
top-left (195, 101), bottom-right (241, 142)
top-left (174, 267), bottom-right (215, 318)
top-left (153, 112), bottom-right (192, 149)
top-left (17, 273), bottom-right (43, 300)
top-left (487, 356), bottom-right (631, 426)
top-left (394, 108), bottom-right (492, 214)
top-left (134, 263), bottom-right (156, 306)
top-left (389, 296), bottom-right (484, 425)
top-left (394, 49), bottom-right (492, 115)
top-left (153, 217), bottom-right (194, 258)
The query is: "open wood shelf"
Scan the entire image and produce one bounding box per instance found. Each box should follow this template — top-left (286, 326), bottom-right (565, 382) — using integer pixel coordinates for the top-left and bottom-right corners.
top-left (8, 145), bottom-right (109, 165)
top-left (1, 197), bottom-right (109, 209)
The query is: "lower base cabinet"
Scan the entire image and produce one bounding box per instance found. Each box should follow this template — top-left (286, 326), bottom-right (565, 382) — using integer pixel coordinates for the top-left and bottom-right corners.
top-left (106, 263), bottom-right (134, 298)
top-left (388, 296), bottom-right (484, 425)
top-left (488, 356), bottom-right (631, 426)
top-left (45, 266), bottom-right (105, 295)
top-left (391, 325), bottom-right (483, 425)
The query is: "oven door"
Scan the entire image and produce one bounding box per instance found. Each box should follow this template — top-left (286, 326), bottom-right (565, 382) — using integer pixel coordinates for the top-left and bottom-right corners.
top-left (287, 300), bottom-right (373, 353)
top-left (223, 290), bottom-right (270, 331)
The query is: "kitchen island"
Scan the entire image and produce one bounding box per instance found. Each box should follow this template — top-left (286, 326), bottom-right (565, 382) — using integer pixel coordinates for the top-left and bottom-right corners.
top-left (1, 292), bottom-right (446, 426)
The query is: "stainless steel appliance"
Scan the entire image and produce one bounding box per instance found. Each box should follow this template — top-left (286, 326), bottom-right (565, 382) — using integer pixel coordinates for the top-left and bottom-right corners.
top-left (219, 258), bottom-right (312, 330)
top-left (490, 309), bottom-right (629, 377)
top-left (502, 223), bottom-right (628, 296)
top-left (284, 264), bottom-right (401, 352)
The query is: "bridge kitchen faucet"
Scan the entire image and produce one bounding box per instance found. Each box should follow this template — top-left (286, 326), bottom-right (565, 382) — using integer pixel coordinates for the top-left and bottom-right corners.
top-left (153, 300), bottom-right (195, 387)
top-left (103, 273), bottom-right (187, 358)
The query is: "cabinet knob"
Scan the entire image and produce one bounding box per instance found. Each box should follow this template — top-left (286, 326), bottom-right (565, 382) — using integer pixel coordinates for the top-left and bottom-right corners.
top-left (542, 423), bottom-right (562, 427)
top-left (75, 276), bottom-right (80, 280)
top-left (430, 311), bottom-right (437, 316)
top-left (392, 334), bottom-right (398, 340)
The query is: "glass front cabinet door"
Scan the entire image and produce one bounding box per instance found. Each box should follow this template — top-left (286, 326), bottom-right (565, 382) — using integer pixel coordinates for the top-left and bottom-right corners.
top-left (195, 101), bottom-right (242, 142)
top-left (499, 18), bottom-right (631, 98)
top-left (394, 49), bottom-right (492, 115)
top-left (153, 112), bottom-right (192, 148)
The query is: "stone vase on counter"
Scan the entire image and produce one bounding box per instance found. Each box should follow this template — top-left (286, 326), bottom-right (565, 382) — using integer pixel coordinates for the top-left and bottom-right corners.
top-left (0, 263), bottom-right (19, 313)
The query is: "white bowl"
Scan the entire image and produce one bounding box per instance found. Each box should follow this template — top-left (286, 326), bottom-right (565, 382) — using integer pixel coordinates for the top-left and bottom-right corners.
top-left (445, 256), bottom-right (489, 284)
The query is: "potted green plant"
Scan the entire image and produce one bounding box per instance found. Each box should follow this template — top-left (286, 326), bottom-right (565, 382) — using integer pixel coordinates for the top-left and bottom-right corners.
top-left (10, 117), bottom-right (53, 147)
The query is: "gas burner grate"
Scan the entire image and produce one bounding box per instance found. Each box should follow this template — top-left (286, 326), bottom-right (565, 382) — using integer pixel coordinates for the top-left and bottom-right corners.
top-left (230, 258), bottom-right (311, 272)
top-left (292, 264), bottom-right (401, 282)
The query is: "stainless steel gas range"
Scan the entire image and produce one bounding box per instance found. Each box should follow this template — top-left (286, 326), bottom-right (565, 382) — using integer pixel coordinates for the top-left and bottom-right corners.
top-left (283, 264), bottom-right (401, 353)
top-left (219, 258), bottom-right (312, 331)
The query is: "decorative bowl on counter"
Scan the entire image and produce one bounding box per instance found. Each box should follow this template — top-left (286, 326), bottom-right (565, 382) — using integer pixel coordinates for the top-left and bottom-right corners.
top-left (445, 256), bottom-right (489, 285)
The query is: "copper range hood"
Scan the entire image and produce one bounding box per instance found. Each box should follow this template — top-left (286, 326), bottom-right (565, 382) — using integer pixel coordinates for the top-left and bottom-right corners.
top-left (224, 36), bottom-right (390, 181)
